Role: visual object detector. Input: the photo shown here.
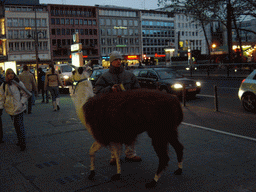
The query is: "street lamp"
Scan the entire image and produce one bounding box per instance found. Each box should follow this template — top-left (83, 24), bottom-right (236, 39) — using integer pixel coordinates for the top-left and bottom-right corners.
top-left (34, 6), bottom-right (39, 82)
top-left (212, 43), bottom-right (217, 54)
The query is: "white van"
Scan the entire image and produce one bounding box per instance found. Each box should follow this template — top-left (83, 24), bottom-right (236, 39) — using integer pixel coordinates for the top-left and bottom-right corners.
top-left (54, 64), bottom-right (73, 92)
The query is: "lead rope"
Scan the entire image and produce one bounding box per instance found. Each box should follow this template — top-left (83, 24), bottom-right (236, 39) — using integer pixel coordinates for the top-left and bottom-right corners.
top-left (72, 78), bottom-right (88, 94)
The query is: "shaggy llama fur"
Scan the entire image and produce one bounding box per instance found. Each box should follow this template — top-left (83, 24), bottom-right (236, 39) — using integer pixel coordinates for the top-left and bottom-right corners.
top-left (71, 68), bottom-right (184, 188)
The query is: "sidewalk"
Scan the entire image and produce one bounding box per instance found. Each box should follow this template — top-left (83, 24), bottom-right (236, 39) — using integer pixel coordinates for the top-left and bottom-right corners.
top-left (0, 95), bottom-right (255, 192)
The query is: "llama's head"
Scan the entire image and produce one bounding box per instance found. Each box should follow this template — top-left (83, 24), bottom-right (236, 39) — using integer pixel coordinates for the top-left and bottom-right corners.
top-left (71, 67), bottom-right (94, 95)
top-left (72, 67), bottom-right (90, 82)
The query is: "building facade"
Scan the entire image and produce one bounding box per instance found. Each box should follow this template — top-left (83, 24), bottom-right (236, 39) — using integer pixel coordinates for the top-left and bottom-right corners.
top-left (48, 4), bottom-right (99, 65)
top-left (157, 6), bottom-right (209, 57)
top-left (2, 4), bottom-right (51, 72)
top-left (141, 10), bottom-right (175, 65)
top-left (97, 5), bottom-right (141, 67)
top-left (232, 19), bottom-right (256, 44)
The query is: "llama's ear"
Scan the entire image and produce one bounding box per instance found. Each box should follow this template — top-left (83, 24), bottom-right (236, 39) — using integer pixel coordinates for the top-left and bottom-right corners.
top-left (69, 64), bottom-right (78, 70)
top-left (78, 67), bottom-right (84, 74)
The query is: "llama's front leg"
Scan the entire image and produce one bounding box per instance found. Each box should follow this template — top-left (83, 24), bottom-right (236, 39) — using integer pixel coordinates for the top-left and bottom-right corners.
top-left (110, 143), bottom-right (122, 181)
top-left (88, 141), bottom-right (102, 180)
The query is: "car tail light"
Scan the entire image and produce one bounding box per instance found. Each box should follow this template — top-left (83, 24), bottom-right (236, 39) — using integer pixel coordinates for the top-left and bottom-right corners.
top-left (241, 79), bottom-right (245, 83)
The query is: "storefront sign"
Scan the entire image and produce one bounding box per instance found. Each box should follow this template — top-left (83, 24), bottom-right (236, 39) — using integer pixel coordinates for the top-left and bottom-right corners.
top-left (71, 43), bottom-right (82, 52)
top-left (155, 53), bottom-right (165, 57)
top-left (114, 26), bottom-right (127, 29)
top-left (124, 55), bottom-right (140, 60)
top-left (116, 45), bottom-right (127, 47)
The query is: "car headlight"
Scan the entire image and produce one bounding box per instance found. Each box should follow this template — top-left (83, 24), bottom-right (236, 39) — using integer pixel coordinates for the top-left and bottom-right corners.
top-left (196, 82), bottom-right (201, 87)
top-left (64, 75), bottom-right (69, 79)
top-left (172, 83), bottom-right (183, 89)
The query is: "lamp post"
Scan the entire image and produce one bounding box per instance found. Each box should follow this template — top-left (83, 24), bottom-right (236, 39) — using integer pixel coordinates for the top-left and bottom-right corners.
top-left (227, 0), bottom-right (233, 77)
top-left (34, 7), bottom-right (39, 81)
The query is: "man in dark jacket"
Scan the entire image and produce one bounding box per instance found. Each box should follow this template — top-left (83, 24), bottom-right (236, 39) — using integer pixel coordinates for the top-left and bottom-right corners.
top-left (95, 51), bottom-right (140, 94)
top-left (95, 51), bottom-right (141, 165)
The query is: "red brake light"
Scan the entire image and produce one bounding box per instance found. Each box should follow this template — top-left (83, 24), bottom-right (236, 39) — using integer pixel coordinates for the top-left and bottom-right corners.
top-left (241, 79), bottom-right (245, 83)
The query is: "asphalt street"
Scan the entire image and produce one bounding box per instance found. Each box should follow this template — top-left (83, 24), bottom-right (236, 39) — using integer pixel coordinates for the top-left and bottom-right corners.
top-left (0, 88), bottom-right (256, 191)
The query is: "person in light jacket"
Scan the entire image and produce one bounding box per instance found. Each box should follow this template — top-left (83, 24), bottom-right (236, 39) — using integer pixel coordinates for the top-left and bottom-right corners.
top-left (0, 68), bottom-right (29, 151)
top-left (18, 65), bottom-right (37, 114)
top-left (44, 64), bottom-right (64, 111)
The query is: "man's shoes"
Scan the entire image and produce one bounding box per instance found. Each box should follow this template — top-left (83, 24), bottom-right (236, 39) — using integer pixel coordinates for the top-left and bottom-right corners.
top-left (46, 100), bottom-right (49, 103)
top-left (28, 111), bottom-right (32, 114)
top-left (41, 100), bottom-right (45, 103)
top-left (110, 158), bottom-right (116, 165)
top-left (125, 156), bottom-right (142, 162)
top-left (57, 105), bottom-right (60, 110)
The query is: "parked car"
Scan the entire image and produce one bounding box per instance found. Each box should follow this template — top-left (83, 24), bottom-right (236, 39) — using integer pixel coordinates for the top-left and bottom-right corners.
top-left (238, 70), bottom-right (256, 112)
top-left (89, 69), bottom-right (108, 87)
top-left (132, 68), bottom-right (201, 98)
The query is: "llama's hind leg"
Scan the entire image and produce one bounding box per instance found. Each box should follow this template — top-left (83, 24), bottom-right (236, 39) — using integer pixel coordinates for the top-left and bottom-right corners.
top-left (169, 137), bottom-right (184, 175)
top-left (146, 139), bottom-right (169, 188)
top-left (88, 141), bottom-right (102, 180)
top-left (110, 143), bottom-right (122, 181)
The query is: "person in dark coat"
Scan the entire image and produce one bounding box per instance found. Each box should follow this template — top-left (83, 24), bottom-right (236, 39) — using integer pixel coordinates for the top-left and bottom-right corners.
top-left (38, 68), bottom-right (46, 103)
top-left (95, 51), bottom-right (141, 165)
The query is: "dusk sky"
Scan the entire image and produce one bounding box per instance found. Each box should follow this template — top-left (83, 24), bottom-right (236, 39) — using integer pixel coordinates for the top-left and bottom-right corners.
top-left (40, 0), bottom-right (162, 10)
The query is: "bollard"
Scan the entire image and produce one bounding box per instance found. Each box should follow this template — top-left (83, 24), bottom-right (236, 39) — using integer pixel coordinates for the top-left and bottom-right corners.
top-left (214, 85), bottom-right (219, 112)
top-left (183, 86), bottom-right (186, 107)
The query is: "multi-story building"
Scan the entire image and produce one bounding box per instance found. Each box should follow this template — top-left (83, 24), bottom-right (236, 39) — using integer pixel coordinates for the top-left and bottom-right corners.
top-left (174, 11), bottom-right (206, 55)
top-left (141, 10), bottom-right (175, 65)
top-left (232, 19), bottom-right (256, 44)
top-left (157, 6), bottom-right (210, 56)
top-left (97, 5), bottom-right (142, 68)
top-left (0, 2), bottom-right (51, 72)
top-left (48, 4), bottom-right (99, 65)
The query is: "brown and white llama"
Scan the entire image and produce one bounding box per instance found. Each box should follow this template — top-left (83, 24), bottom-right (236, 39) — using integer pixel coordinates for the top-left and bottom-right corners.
top-left (71, 67), bottom-right (184, 188)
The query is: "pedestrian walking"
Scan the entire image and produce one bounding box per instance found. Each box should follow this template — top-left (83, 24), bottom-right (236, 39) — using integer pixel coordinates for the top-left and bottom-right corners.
top-left (38, 68), bottom-right (47, 103)
top-left (44, 64), bottom-right (64, 111)
top-left (95, 51), bottom-right (141, 165)
top-left (18, 65), bottom-right (37, 114)
top-left (0, 72), bottom-right (5, 144)
top-left (0, 68), bottom-right (31, 151)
